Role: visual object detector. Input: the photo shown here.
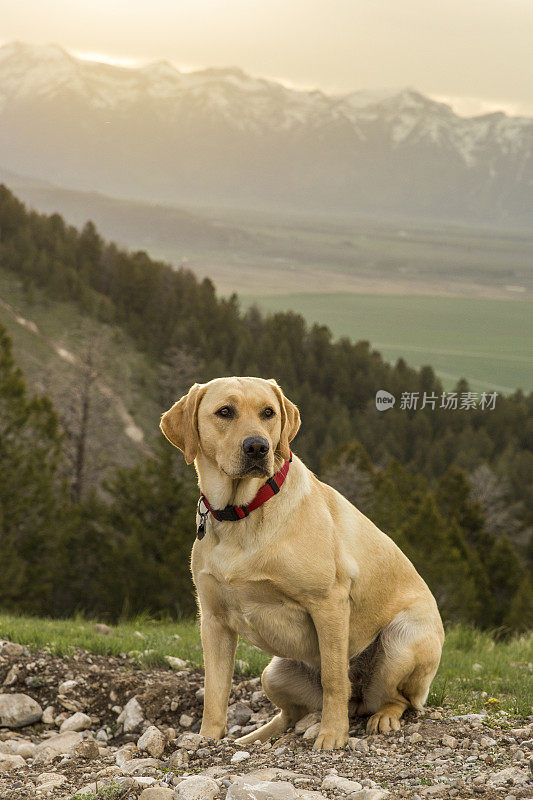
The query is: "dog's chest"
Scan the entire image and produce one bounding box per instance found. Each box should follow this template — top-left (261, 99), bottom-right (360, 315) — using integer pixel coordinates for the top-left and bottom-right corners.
top-left (229, 588), bottom-right (319, 663)
top-left (197, 548), bottom-right (319, 663)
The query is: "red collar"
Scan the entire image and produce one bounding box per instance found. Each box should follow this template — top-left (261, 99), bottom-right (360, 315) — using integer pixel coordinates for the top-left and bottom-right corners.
top-left (196, 453), bottom-right (292, 539)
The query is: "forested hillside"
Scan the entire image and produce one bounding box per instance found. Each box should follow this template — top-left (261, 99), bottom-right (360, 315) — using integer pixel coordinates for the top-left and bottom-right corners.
top-left (0, 184), bottom-right (532, 629)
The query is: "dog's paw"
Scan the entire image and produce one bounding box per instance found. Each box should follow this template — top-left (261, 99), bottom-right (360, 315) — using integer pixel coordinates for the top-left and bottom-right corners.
top-left (366, 710), bottom-right (401, 735)
top-left (313, 728), bottom-right (349, 750)
top-left (199, 724), bottom-right (225, 740)
top-left (235, 730), bottom-right (263, 745)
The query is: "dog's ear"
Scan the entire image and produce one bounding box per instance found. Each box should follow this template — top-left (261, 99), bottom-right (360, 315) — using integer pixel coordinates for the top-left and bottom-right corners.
top-left (268, 379), bottom-right (301, 461)
top-left (160, 383), bottom-right (206, 464)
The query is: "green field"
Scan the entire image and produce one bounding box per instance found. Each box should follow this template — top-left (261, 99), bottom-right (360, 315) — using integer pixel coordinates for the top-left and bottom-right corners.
top-left (1, 614), bottom-right (532, 717)
top-left (241, 293), bottom-right (533, 393)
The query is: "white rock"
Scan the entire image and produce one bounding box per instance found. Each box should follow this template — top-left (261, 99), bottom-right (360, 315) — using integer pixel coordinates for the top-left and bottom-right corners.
top-left (180, 713), bottom-right (194, 728)
top-left (140, 788), bottom-right (175, 800)
top-left (12, 740), bottom-right (36, 758)
top-left (228, 778), bottom-right (327, 800)
top-left (321, 775), bottom-right (363, 793)
top-left (137, 725), bottom-right (166, 758)
top-left (166, 656), bottom-right (188, 670)
top-left (121, 757), bottom-right (163, 775)
top-left (0, 752), bottom-right (26, 771)
top-left (34, 731), bottom-right (83, 763)
top-left (117, 697), bottom-right (144, 732)
top-left (0, 693), bottom-right (42, 727)
top-left (36, 772), bottom-right (67, 788)
top-left (294, 712), bottom-right (321, 734)
top-left (231, 750), bottom-right (251, 763)
top-left (73, 739), bottom-right (100, 759)
top-left (60, 711), bottom-right (92, 732)
top-left (77, 783), bottom-right (106, 795)
top-left (42, 706), bottom-right (56, 724)
top-left (0, 738), bottom-right (34, 757)
top-left (94, 623), bottom-right (112, 635)
top-left (174, 774), bottom-right (219, 799)
top-left (450, 713), bottom-right (486, 722)
top-left (233, 771), bottom-right (291, 783)
top-left (227, 780), bottom-right (296, 800)
top-left (349, 791), bottom-right (389, 800)
top-left (58, 679), bottom-right (77, 693)
top-left (115, 744), bottom-right (137, 767)
top-left (510, 724), bottom-right (533, 740)
top-left (302, 722), bottom-right (321, 740)
top-left (421, 785), bottom-right (447, 796)
top-left (134, 777), bottom-right (157, 788)
top-left (348, 737), bottom-right (369, 753)
top-left (175, 732), bottom-right (205, 751)
top-left (168, 748), bottom-right (189, 768)
top-left (488, 767), bottom-right (528, 787)
top-left (441, 734), bottom-right (457, 748)
top-left (479, 735), bottom-right (497, 748)
top-left (0, 642), bottom-right (25, 657)
top-left (3, 666), bottom-right (19, 687)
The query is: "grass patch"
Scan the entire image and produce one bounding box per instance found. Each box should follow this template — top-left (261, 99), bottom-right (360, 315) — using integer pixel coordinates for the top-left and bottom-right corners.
top-left (0, 612), bottom-right (269, 676)
top-left (428, 625), bottom-right (533, 717)
top-left (1, 614), bottom-right (531, 716)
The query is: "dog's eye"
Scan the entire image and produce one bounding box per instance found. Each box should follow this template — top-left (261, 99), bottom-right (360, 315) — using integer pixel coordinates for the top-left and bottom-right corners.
top-left (215, 406), bottom-right (234, 418)
top-left (262, 407), bottom-right (275, 418)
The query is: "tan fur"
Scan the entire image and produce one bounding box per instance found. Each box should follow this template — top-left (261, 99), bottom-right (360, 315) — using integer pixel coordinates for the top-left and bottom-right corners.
top-left (160, 377), bottom-right (444, 750)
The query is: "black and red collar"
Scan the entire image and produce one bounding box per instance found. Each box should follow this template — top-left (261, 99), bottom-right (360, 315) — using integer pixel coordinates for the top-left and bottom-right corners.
top-left (196, 453), bottom-right (292, 539)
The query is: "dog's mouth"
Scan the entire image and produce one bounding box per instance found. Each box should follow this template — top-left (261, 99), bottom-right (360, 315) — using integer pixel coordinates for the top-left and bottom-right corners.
top-left (221, 462), bottom-right (271, 480)
top-left (243, 464), bottom-right (270, 477)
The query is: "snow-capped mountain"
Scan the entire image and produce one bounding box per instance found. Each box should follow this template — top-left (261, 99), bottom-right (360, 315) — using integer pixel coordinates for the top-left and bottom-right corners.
top-left (1, 41), bottom-right (532, 225)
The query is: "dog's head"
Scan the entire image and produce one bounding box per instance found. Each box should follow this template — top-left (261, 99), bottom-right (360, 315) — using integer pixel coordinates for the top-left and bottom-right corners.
top-left (160, 377), bottom-right (300, 478)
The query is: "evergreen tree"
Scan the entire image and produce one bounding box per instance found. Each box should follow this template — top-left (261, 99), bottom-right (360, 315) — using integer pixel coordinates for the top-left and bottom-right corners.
top-left (0, 324), bottom-right (69, 614)
top-left (94, 442), bottom-right (198, 619)
top-left (397, 494), bottom-right (481, 624)
top-left (485, 535), bottom-right (527, 630)
top-left (505, 575), bottom-right (533, 632)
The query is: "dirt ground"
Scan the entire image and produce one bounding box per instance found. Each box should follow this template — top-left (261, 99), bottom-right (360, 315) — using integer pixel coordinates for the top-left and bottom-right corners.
top-left (0, 641), bottom-right (531, 800)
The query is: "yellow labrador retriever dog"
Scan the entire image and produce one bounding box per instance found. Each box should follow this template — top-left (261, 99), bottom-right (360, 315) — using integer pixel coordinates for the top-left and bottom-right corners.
top-left (160, 377), bottom-right (444, 750)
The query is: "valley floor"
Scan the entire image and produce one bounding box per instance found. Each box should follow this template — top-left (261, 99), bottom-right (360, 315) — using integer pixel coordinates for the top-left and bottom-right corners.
top-left (240, 293), bottom-right (533, 392)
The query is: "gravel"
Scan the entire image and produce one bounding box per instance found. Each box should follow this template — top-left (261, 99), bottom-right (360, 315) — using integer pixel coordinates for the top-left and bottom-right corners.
top-left (0, 639), bottom-right (531, 799)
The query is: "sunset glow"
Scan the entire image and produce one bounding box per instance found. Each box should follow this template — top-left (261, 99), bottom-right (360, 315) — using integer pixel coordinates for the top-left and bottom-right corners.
top-left (1, 0), bottom-right (532, 116)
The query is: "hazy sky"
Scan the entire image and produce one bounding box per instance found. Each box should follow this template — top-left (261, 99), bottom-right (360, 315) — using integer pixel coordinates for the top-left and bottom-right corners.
top-left (2, 0), bottom-right (533, 116)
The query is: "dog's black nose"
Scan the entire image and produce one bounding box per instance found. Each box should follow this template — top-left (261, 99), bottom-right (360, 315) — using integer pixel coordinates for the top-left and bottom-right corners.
top-left (242, 436), bottom-right (270, 458)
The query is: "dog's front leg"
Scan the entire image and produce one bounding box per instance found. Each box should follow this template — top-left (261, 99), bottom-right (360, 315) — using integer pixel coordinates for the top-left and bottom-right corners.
top-left (199, 612), bottom-right (238, 739)
top-left (308, 586), bottom-right (351, 750)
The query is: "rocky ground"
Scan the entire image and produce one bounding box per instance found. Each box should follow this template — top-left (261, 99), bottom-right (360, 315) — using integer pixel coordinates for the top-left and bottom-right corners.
top-left (0, 637), bottom-right (532, 800)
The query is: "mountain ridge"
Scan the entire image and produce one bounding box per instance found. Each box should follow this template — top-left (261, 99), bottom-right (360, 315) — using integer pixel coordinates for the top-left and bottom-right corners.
top-left (0, 41), bottom-right (532, 225)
